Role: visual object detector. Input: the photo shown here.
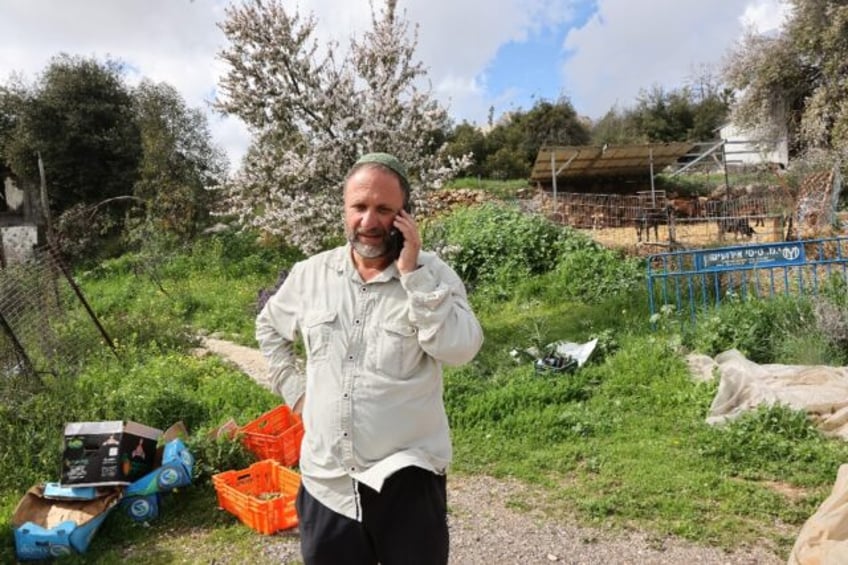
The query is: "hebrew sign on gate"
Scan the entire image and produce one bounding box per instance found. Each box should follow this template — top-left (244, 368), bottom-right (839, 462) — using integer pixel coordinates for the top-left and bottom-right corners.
top-left (694, 242), bottom-right (806, 272)
top-left (647, 237), bottom-right (848, 324)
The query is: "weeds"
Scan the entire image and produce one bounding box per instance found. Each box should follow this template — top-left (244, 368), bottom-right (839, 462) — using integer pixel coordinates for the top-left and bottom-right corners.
top-left (3, 210), bottom-right (848, 561)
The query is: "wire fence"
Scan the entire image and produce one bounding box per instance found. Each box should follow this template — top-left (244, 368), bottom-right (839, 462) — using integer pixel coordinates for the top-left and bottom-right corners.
top-left (530, 190), bottom-right (796, 253)
top-left (0, 246), bottom-right (114, 388)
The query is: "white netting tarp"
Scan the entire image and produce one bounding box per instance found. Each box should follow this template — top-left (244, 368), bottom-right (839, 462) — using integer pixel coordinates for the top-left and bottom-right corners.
top-left (689, 349), bottom-right (848, 439)
top-left (688, 349), bottom-right (848, 564)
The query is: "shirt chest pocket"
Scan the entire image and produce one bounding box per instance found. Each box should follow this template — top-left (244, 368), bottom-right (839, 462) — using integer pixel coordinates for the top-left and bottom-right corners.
top-left (374, 322), bottom-right (422, 378)
top-left (302, 311), bottom-right (337, 361)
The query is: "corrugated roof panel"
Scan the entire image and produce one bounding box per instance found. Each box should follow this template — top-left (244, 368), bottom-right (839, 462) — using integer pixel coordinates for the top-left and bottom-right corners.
top-left (531, 142), bottom-right (696, 182)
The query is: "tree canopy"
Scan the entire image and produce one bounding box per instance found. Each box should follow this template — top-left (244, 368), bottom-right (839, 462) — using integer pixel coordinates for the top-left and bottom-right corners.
top-left (591, 74), bottom-right (730, 147)
top-left (131, 80), bottom-right (228, 241)
top-left (723, 0), bottom-right (848, 156)
top-left (216, 0), bottom-right (467, 253)
top-left (443, 97), bottom-right (590, 180)
top-left (1, 55), bottom-right (141, 215)
top-left (0, 54), bottom-right (228, 260)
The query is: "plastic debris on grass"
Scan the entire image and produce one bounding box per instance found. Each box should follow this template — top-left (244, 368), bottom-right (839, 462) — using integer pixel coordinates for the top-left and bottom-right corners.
top-left (510, 338), bottom-right (598, 375)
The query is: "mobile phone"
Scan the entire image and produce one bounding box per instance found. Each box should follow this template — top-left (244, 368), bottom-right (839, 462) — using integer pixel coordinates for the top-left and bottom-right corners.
top-left (387, 202), bottom-right (413, 260)
top-left (387, 228), bottom-right (404, 260)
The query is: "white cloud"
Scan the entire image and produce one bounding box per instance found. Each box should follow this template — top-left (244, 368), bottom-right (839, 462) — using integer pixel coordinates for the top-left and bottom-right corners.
top-left (407, 0), bottom-right (580, 123)
top-left (0, 0), bottom-right (229, 106)
top-left (561, 1), bottom-right (736, 119)
top-left (740, 0), bottom-right (792, 33)
top-left (0, 0), bottom-right (797, 168)
top-left (559, 0), bottom-right (793, 121)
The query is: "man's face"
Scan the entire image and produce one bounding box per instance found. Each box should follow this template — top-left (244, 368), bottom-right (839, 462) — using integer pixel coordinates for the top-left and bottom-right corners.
top-left (343, 166), bottom-right (405, 259)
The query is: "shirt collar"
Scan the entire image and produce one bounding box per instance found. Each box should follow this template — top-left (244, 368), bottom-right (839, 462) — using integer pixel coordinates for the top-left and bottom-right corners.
top-left (334, 243), bottom-right (400, 282)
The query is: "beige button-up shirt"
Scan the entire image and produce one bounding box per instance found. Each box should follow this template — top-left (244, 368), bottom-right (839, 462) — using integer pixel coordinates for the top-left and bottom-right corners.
top-left (256, 244), bottom-right (483, 520)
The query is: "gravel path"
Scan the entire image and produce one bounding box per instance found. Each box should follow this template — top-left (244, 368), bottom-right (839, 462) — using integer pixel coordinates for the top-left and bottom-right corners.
top-left (200, 337), bottom-right (786, 564)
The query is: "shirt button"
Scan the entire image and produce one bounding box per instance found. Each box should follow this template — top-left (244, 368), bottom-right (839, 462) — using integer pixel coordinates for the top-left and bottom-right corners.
top-left (343, 393), bottom-right (349, 398)
top-left (350, 467), bottom-right (356, 472)
top-left (347, 355), bottom-right (354, 361)
top-left (354, 319), bottom-right (361, 325)
top-left (360, 287), bottom-right (367, 293)
top-left (343, 432), bottom-right (348, 437)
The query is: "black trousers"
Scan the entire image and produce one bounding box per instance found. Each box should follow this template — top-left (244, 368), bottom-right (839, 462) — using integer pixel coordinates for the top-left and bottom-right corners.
top-left (295, 466), bottom-right (449, 565)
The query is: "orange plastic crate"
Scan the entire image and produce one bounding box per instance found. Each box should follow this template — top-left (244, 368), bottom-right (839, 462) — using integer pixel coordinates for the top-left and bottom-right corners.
top-left (240, 404), bottom-right (304, 467)
top-left (212, 459), bottom-right (300, 535)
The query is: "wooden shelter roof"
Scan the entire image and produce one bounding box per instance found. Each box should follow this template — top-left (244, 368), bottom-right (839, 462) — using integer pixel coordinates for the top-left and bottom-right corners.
top-left (530, 142), bottom-right (696, 183)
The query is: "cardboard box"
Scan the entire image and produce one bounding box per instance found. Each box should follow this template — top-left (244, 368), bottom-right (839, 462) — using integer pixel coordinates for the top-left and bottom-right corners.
top-left (119, 427), bottom-right (194, 522)
top-left (12, 483), bottom-right (121, 560)
top-left (61, 421), bottom-right (162, 487)
top-left (124, 438), bottom-right (194, 497)
top-left (120, 493), bottom-right (161, 522)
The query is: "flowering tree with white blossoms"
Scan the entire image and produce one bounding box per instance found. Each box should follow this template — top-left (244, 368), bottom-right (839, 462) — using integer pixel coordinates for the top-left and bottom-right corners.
top-left (216, 0), bottom-right (470, 253)
top-left (723, 0), bottom-right (848, 159)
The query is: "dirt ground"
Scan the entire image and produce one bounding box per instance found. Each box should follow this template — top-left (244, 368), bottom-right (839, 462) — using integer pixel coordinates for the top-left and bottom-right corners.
top-left (577, 217), bottom-right (786, 255)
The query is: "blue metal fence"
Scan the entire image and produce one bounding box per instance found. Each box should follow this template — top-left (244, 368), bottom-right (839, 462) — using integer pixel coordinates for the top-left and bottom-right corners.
top-left (647, 236), bottom-right (848, 322)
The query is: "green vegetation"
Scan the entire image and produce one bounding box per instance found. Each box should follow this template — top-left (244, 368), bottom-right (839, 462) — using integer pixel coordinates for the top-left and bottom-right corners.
top-left (2, 205), bottom-right (848, 563)
top-left (445, 177), bottom-right (530, 199)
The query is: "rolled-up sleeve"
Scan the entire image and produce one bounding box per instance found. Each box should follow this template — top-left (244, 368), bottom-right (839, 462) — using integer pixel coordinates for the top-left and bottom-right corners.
top-left (255, 267), bottom-right (306, 407)
top-left (400, 257), bottom-right (483, 366)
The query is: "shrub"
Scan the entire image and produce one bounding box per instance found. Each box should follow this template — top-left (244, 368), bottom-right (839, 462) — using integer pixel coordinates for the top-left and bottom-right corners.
top-left (521, 246), bottom-right (644, 305)
top-left (682, 294), bottom-right (814, 363)
top-left (433, 202), bottom-right (627, 289)
top-left (424, 202), bottom-right (568, 290)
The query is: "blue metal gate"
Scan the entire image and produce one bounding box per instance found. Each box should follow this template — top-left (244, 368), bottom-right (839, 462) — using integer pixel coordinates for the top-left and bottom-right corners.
top-left (647, 236), bottom-right (848, 322)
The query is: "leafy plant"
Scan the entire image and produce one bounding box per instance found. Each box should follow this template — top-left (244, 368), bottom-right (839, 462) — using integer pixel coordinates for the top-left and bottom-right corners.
top-left (424, 202), bottom-right (568, 290)
top-left (186, 431), bottom-right (257, 483)
top-left (697, 404), bottom-right (848, 485)
top-left (682, 294), bottom-right (814, 362)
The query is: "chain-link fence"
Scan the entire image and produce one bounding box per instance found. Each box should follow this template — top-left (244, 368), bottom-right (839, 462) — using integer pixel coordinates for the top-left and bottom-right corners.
top-left (0, 246), bottom-right (114, 386)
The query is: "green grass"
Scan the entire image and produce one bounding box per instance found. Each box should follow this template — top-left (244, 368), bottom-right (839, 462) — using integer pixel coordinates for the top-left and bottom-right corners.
top-left (445, 321), bottom-right (843, 553)
top-left (2, 215), bottom-right (847, 563)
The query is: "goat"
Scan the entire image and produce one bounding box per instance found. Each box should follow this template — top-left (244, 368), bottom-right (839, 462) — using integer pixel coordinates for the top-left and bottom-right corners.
top-left (718, 217), bottom-right (756, 239)
top-left (590, 206), bottom-right (605, 230)
top-left (635, 207), bottom-right (669, 243)
top-left (669, 197), bottom-right (706, 219)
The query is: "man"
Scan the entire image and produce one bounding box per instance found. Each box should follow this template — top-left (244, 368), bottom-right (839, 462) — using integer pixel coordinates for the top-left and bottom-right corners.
top-left (256, 152), bottom-right (484, 565)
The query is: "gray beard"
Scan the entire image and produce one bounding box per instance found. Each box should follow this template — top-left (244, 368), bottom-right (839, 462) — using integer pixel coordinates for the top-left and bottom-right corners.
top-left (349, 236), bottom-right (387, 259)
top-left (352, 241), bottom-right (385, 258)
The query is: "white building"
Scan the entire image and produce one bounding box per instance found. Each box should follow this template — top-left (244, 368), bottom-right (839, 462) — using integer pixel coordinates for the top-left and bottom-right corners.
top-left (719, 121), bottom-right (789, 168)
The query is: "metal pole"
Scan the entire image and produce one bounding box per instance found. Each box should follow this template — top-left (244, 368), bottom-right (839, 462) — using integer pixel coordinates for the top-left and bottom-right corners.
top-left (551, 152), bottom-right (558, 211)
top-left (0, 311), bottom-right (36, 377)
top-left (649, 148), bottom-right (656, 207)
top-left (48, 245), bottom-right (119, 359)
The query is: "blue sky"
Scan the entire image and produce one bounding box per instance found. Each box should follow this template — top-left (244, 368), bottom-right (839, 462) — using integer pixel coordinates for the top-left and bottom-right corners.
top-left (483, 26), bottom-right (573, 115)
top-left (0, 0), bottom-right (790, 169)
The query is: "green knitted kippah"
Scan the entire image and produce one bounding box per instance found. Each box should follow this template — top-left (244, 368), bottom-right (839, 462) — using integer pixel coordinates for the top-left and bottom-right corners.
top-left (354, 152), bottom-right (409, 186)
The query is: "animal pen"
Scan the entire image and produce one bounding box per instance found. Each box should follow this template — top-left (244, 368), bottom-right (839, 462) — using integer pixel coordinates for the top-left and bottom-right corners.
top-left (529, 144), bottom-right (841, 254)
top-left (534, 189), bottom-right (792, 251)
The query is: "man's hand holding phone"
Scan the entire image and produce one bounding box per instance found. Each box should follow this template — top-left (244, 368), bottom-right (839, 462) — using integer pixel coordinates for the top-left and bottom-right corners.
top-left (392, 209), bottom-right (421, 275)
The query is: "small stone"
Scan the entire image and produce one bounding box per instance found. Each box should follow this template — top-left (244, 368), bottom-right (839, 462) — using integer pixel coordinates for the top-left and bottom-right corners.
top-left (547, 554), bottom-right (559, 561)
